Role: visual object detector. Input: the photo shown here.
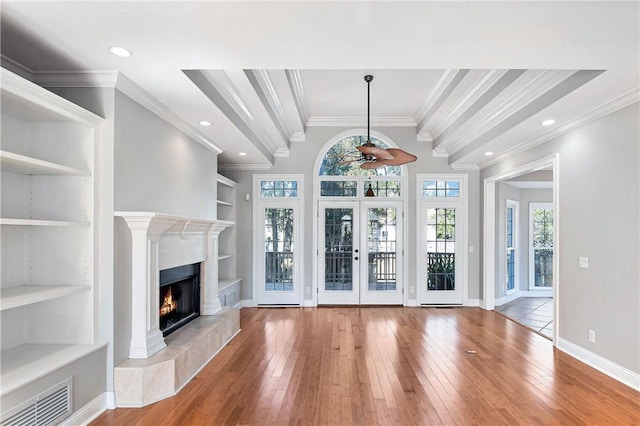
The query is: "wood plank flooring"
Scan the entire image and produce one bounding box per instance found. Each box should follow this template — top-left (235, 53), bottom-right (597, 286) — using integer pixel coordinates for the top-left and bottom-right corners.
top-left (93, 307), bottom-right (640, 425)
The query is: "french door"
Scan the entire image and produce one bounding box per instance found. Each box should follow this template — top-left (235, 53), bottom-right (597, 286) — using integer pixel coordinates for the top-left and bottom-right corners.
top-left (419, 204), bottom-right (464, 305)
top-left (318, 201), bottom-right (403, 305)
top-left (256, 202), bottom-right (301, 304)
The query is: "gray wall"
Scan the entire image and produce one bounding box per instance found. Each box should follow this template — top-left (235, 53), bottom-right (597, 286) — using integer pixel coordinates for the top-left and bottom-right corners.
top-left (113, 90), bottom-right (219, 367)
top-left (482, 102), bottom-right (640, 374)
top-left (226, 126), bottom-right (481, 303)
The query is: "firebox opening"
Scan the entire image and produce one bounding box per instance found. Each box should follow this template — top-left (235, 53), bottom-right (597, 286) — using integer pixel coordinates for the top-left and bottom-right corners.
top-left (159, 262), bottom-right (200, 337)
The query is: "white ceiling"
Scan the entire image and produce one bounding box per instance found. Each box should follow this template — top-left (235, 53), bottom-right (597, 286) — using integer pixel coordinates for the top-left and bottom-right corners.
top-left (1, 1), bottom-right (638, 170)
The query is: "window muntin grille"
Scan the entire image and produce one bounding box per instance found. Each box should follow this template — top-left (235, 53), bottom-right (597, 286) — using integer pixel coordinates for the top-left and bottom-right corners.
top-left (319, 136), bottom-right (401, 177)
top-left (422, 180), bottom-right (460, 198)
top-left (506, 206), bottom-right (515, 291)
top-left (260, 180), bottom-right (298, 198)
top-left (264, 208), bottom-right (294, 291)
top-left (362, 180), bottom-right (401, 198)
top-left (320, 180), bottom-right (358, 197)
top-left (367, 207), bottom-right (397, 291)
top-left (425, 207), bottom-right (456, 291)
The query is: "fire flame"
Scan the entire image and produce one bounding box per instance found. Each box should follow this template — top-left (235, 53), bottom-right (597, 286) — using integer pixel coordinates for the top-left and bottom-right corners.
top-left (160, 287), bottom-right (177, 316)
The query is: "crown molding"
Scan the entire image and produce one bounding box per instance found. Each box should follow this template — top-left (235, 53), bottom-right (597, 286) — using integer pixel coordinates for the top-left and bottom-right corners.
top-left (289, 131), bottom-right (305, 142)
top-left (430, 69), bottom-right (510, 142)
top-left (285, 69), bottom-right (310, 126)
top-left (450, 163), bottom-right (479, 171)
top-left (218, 163), bottom-right (273, 171)
top-left (444, 69), bottom-right (577, 155)
top-left (480, 88), bottom-right (640, 169)
top-left (245, 69), bottom-right (292, 148)
top-left (432, 147), bottom-right (449, 158)
top-left (22, 68), bottom-right (223, 155)
top-left (417, 131), bottom-right (433, 142)
top-left (273, 148), bottom-right (290, 157)
top-left (306, 116), bottom-right (416, 127)
top-left (416, 69), bottom-right (468, 132)
top-left (1, 55), bottom-right (35, 81)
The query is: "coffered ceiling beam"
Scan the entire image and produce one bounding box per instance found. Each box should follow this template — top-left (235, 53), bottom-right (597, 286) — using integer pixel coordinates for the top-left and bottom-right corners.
top-left (415, 69), bottom-right (468, 137)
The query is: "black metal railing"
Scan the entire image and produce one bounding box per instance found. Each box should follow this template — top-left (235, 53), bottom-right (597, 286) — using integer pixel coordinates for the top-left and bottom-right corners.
top-left (427, 252), bottom-right (455, 291)
top-left (265, 251), bottom-right (293, 291)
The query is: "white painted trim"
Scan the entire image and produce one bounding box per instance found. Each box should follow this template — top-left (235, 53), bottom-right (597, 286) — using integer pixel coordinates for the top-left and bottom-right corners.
top-left (519, 289), bottom-right (553, 298)
top-left (432, 147), bottom-right (449, 158)
top-left (480, 88), bottom-right (640, 169)
top-left (61, 392), bottom-right (107, 426)
top-left (252, 174), bottom-right (305, 306)
top-left (446, 70), bottom-right (576, 155)
top-left (290, 131), bottom-right (306, 143)
top-left (238, 299), bottom-right (256, 308)
top-left (302, 299), bottom-right (317, 307)
top-left (416, 131), bottom-right (433, 142)
top-left (218, 163), bottom-right (273, 171)
top-left (414, 69), bottom-right (461, 128)
top-left (273, 148), bottom-right (290, 157)
top-left (1, 55), bottom-right (35, 80)
top-left (482, 154), bottom-right (559, 343)
top-left (405, 299), bottom-right (419, 307)
top-left (285, 69), bottom-right (310, 125)
top-left (494, 290), bottom-right (521, 307)
top-left (506, 199), bottom-right (519, 295)
top-left (465, 299), bottom-right (481, 307)
top-left (249, 69), bottom-right (293, 142)
top-left (416, 173), bottom-right (469, 306)
top-left (450, 163), bottom-right (479, 171)
top-left (306, 115), bottom-right (416, 127)
top-left (557, 338), bottom-right (640, 391)
top-left (33, 70), bottom-right (119, 87)
top-left (106, 391), bottom-right (115, 409)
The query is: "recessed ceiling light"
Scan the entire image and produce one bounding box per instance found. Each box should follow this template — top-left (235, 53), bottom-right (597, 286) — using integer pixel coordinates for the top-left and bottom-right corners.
top-left (199, 121), bottom-right (212, 127)
top-left (542, 119), bottom-right (555, 126)
top-left (484, 151), bottom-right (494, 156)
top-left (108, 46), bottom-right (132, 58)
top-left (238, 152), bottom-right (247, 156)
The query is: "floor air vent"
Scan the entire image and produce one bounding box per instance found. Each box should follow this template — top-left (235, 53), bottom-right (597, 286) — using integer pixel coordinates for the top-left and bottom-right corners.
top-left (1, 378), bottom-right (72, 426)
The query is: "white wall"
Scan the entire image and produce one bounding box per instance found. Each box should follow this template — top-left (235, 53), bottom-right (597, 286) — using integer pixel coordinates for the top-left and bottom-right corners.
top-left (482, 102), bottom-right (640, 374)
top-left (226, 126), bottom-right (481, 304)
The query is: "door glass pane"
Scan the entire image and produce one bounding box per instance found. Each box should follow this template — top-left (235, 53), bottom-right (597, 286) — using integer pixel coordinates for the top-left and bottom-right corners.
top-left (532, 208), bottom-right (553, 287)
top-left (426, 208), bottom-right (456, 291)
top-left (324, 208), bottom-right (353, 291)
top-left (367, 208), bottom-right (397, 291)
top-left (264, 208), bottom-right (294, 291)
top-left (506, 206), bottom-right (515, 290)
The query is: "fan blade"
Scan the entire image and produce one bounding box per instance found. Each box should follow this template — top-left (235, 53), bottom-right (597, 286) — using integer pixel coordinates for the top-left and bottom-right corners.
top-left (337, 158), bottom-right (362, 166)
top-left (356, 145), bottom-right (394, 160)
top-left (380, 148), bottom-right (417, 165)
top-left (360, 161), bottom-right (387, 169)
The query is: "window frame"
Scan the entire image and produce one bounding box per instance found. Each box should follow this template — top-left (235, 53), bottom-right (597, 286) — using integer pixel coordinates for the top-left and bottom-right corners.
top-left (506, 199), bottom-right (519, 294)
top-left (529, 202), bottom-right (554, 290)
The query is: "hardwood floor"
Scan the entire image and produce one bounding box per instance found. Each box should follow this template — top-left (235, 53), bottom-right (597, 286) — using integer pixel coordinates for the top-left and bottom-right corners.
top-left (93, 307), bottom-right (640, 425)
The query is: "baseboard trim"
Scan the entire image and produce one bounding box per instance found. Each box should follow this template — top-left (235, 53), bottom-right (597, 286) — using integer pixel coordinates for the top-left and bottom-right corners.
top-left (61, 392), bottom-right (107, 426)
top-left (521, 289), bottom-right (553, 297)
top-left (405, 299), bottom-right (419, 307)
top-left (302, 299), bottom-right (317, 307)
top-left (495, 291), bottom-right (521, 306)
top-left (464, 298), bottom-right (481, 307)
top-left (557, 337), bottom-right (640, 391)
top-left (106, 391), bottom-right (115, 409)
top-left (239, 299), bottom-right (256, 308)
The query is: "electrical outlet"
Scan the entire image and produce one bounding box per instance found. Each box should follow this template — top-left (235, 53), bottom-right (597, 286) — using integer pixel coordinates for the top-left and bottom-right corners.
top-left (579, 257), bottom-right (589, 269)
top-left (588, 329), bottom-right (596, 343)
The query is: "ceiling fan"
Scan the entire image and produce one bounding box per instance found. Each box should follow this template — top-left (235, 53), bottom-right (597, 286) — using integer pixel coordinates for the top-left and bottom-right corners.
top-left (348, 74), bottom-right (417, 169)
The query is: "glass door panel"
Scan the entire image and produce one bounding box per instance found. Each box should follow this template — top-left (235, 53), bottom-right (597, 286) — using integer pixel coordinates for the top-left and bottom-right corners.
top-left (257, 204), bottom-right (300, 305)
top-left (361, 204), bottom-right (403, 304)
top-left (318, 203), bottom-right (359, 304)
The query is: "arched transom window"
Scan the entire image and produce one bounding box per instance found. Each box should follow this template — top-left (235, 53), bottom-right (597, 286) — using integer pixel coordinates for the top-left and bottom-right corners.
top-left (317, 135), bottom-right (404, 198)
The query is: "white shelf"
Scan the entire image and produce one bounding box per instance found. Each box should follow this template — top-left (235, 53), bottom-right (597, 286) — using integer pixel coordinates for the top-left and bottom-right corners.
top-left (0, 285), bottom-right (89, 311)
top-left (217, 199), bottom-right (233, 206)
top-left (216, 175), bottom-right (236, 188)
top-left (0, 150), bottom-right (89, 176)
top-left (0, 218), bottom-right (89, 227)
top-left (218, 278), bottom-right (242, 292)
top-left (218, 254), bottom-right (233, 261)
top-left (0, 342), bottom-right (107, 396)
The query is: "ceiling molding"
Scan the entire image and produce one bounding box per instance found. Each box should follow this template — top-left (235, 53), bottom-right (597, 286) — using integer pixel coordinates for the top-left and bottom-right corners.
top-left (430, 69), bottom-right (513, 142)
top-left (245, 69), bottom-right (293, 147)
top-left (416, 131), bottom-right (433, 142)
top-left (285, 69), bottom-right (310, 127)
top-left (449, 69), bottom-right (604, 163)
top-left (1, 55), bottom-right (35, 81)
top-left (27, 69), bottom-right (224, 155)
top-left (290, 131), bottom-right (305, 142)
top-left (415, 69), bottom-right (468, 132)
top-left (432, 147), bottom-right (449, 158)
top-left (480, 87), bottom-right (640, 169)
top-left (218, 163), bottom-right (273, 171)
top-left (450, 163), bottom-right (479, 171)
top-left (306, 116), bottom-right (416, 127)
top-left (184, 69), bottom-right (275, 162)
top-left (273, 148), bottom-right (290, 157)
top-left (503, 181), bottom-right (553, 189)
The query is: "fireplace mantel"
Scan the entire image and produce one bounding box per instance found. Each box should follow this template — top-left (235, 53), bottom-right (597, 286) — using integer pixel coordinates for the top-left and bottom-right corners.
top-left (115, 211), bottom-right (233, 359)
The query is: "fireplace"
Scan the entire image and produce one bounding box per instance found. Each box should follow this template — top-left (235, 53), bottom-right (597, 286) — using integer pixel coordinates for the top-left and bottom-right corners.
top-left (159, 263), bottom-right (200, 337)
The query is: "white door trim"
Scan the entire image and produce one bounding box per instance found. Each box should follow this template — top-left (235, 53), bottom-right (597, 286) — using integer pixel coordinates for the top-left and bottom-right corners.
top-left (482, 154), bottom-right (559, 344)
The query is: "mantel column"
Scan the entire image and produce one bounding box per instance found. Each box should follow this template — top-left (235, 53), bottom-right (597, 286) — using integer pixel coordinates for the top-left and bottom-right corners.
top-left (202, 223), bottom-right (232, 315)
top-left (120, 216), bottom-right (174, 359)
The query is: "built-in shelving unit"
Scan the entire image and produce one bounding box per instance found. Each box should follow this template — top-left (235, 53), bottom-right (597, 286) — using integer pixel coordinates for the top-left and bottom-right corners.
top-left (0, 68), bottom-right (104, 400)
top-left (216, 174), bottom-right (241, 306)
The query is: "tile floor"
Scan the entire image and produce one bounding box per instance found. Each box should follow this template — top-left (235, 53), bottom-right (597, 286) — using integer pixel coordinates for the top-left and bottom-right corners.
top-left (495, 297), bottom-right (554, 339)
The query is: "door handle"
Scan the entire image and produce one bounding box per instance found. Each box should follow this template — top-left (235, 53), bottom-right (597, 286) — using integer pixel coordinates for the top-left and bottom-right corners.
top-left (354, 256), bottom-right (359, 260)
top-left (354, 249), bottom-right (359, 253)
